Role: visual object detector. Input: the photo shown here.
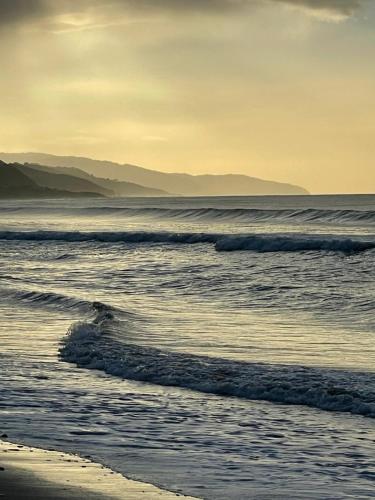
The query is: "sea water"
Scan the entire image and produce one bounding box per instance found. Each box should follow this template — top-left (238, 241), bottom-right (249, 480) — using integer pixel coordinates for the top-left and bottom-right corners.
top-left (0, 195), bottom-right (374, 499)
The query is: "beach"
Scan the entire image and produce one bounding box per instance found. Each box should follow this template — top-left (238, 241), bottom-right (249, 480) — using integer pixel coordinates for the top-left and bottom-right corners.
top-left (0, 440), bottom-right (196, 499)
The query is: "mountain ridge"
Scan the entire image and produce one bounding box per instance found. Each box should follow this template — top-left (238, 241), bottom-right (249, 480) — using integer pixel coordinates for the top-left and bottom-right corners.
top-left (15, 163), bottom-right (114, 196)
top-left (20, 162), bottom-right (169, 197)
top-left (0, 152), bottom-right (309, 196)
top-left (0, 161), bottom-right (104, 199)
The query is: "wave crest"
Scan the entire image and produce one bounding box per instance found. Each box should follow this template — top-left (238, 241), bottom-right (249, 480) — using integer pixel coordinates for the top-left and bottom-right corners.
top-left (2, 205), bottom-right (375, 224)
top-left (60, 315), bottom-right (375, 418)
top-left (4, 285), bottom-right (374, 418)
top-left (0, 287), bottom-right (116, 317)
top-left (0, 230), bottom-right (373, 254)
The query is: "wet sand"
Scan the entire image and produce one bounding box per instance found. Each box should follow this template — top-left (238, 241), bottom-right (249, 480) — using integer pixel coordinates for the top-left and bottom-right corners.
top-left (0, 440), bottom-right (197, 500)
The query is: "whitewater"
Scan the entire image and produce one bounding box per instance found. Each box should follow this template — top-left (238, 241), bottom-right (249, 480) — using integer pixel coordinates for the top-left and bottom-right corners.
top-left (0, 194), bottom-right (374, 499)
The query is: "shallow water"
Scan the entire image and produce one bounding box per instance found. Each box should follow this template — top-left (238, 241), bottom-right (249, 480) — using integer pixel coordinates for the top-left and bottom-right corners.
top-left (0, 194), bottom-right (374, 498)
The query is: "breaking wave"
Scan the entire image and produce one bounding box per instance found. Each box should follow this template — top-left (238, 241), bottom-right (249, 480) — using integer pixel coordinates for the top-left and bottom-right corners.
top-left (0, 230), bottom-right (373, 253)
top-left (83, 206), bottom-right (375, 225)
top-left (60, 311), bottom-right (375, 418)
top-left (4, 285), bottom-right (374, 418)
top-left (1, 205), bottom-right (375, 225)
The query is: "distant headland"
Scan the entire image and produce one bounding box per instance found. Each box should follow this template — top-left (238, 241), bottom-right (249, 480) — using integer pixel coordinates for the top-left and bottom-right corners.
top-left (0, 152), bottom-right (309, 198)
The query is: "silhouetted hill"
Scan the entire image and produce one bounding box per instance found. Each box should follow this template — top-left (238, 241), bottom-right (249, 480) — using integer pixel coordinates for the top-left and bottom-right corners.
top-left (0, 153), bottom-right (309, 196)
top-left (20, 163), bottom-right (169, 197)
top-left (0, 161), bottom-right (36, 188)
top-left (0, 162), bottom-right (104, 199)
top-left (15, 163), bottom-right (113, 196)
top-left (190, 174), bottom-right (307, 196)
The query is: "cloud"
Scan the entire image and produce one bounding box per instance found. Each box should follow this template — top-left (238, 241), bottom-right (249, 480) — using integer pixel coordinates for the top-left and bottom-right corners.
top-left (274, 0), bottom-right (361, 19)
top-left (85, 0), bottom-right (362, 16)
top-left (0, 0), bottom-right (362, 28)
top-left (0, 0), bottom-right (45, 24)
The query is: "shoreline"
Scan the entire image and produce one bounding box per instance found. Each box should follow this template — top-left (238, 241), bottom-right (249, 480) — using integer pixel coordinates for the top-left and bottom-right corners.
top-left (0, 440), bottom-right (197, 500)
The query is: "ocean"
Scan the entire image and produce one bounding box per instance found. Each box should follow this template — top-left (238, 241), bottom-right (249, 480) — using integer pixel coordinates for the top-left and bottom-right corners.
top-left (0, 194), bottom-right (374, 499)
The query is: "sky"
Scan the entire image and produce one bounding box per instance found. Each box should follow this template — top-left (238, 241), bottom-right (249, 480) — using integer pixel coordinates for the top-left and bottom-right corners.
top-left (0, 0), bottom-right (374, 193)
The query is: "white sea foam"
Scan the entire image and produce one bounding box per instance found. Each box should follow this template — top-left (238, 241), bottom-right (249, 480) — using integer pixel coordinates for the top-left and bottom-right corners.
top-left (60, 312), bottom-right (375, 418)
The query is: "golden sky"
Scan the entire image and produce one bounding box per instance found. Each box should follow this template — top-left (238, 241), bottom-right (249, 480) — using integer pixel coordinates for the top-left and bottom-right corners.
top-left (0, 0), bottom-right (374, 193)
